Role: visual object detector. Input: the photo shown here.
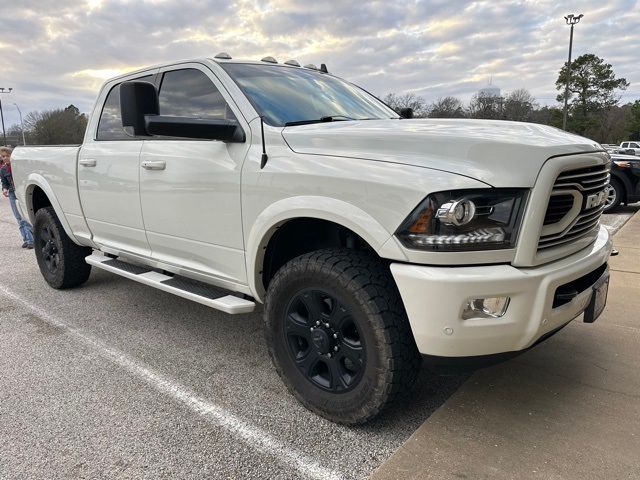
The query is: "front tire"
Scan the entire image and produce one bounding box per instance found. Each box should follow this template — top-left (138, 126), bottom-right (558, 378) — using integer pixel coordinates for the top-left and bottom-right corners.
top-left (34, 207), bottom-right (92, 289)
top-left (264, 248), bottom-right (421, 424)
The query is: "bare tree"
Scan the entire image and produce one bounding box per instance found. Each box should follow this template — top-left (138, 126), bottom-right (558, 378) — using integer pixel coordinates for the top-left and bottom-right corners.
top-left (468, 93), bottom-right (503, 120)
top-left (428, 96), bottom-right (466, 118)
top-left (383, 93), bottom-right (429, 118)
top-left (503, 89), bottom-right (536, 122)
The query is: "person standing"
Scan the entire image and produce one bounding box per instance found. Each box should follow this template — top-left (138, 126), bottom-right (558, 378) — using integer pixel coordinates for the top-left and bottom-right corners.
top-left (0, 147), bottom-right (34, 249)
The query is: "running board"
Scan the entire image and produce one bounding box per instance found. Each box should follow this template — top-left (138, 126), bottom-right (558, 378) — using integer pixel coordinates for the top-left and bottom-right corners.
top-left (85, 254), bottom-right (255, 314)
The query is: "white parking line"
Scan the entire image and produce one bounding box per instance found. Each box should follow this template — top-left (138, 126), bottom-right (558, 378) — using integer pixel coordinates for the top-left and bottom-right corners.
top-left (0, 284), bottom-right (343, 480)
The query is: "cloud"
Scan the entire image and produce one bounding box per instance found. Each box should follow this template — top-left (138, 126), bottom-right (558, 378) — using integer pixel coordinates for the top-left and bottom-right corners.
top-left (1, 0), bottom-right (639, 130)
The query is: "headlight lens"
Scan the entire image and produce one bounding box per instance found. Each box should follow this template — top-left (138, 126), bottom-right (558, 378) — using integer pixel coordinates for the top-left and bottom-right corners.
top-left (396, 189), bottom-right (528, 251)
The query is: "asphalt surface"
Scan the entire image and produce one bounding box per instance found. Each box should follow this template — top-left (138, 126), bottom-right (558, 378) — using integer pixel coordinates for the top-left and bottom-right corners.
top-left (1, 201), bottom-right (636, 480)
top-left (0, 201), bottom-right (465, 480)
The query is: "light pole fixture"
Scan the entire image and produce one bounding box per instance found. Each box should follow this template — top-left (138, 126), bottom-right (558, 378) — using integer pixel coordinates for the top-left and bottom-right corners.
top-left (562, 13), bottom-right (583, 131)
top-left (13, 103), bottom-right (26, 146)
top-left (0, 87), bottom-right (13, 146)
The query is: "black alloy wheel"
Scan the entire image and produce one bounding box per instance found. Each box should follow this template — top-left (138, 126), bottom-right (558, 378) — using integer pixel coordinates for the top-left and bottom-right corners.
top-left (284, 288), bottom-right (365, 393)
top-left (264, 248), bottom-right (421, 424)
top-left (39, 224), bottom-right (60, 274)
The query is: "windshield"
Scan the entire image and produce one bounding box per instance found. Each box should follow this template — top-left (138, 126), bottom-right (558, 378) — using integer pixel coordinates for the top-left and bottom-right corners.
top-left (221, 63), bottom-right (398, 126)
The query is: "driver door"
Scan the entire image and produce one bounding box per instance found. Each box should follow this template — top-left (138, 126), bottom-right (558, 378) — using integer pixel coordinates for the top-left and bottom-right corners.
top-left (138, 64), bottom-right (250, 286)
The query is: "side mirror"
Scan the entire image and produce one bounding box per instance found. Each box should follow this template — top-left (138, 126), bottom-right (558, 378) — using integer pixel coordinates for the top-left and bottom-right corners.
top-left (119, 80), bottom-right (245, 142)
top-left (120, 81), bottom-right (159, 136)
top-left (399, 107), bottom-right (414, 119)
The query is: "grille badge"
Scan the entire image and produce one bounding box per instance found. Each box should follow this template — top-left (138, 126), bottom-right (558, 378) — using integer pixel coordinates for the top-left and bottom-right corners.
top-left (584, 190), bottom-right (607, 209)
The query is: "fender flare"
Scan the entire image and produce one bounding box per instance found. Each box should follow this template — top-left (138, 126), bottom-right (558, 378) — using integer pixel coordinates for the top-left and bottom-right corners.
top-left (245, 196), bottom-right (408, 301)
top-left (24, 174), bottom-right (83, 245)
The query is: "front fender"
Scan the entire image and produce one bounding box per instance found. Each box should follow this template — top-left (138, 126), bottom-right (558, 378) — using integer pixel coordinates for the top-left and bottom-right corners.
top-left (245, 196), bottom-right (408, 301)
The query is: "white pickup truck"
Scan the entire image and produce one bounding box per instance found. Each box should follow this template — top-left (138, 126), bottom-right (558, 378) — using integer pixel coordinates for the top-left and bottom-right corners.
top-left (13, 54), bottom-right (612, 424)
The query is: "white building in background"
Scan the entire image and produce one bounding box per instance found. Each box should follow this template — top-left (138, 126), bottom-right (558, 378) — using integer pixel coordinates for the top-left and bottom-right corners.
top-left (479, 77), bottom-right (501, 97)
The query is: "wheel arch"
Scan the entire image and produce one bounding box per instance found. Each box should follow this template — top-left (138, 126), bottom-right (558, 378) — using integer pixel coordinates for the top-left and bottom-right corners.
top-left (24, 175), bottom-right (81, 245)
top-left (246, 196), bottom-right (408, 302)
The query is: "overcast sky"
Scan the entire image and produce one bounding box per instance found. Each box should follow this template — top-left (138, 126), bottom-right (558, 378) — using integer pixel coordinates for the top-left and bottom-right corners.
top-left (1, 0), bottom-right (639, 128)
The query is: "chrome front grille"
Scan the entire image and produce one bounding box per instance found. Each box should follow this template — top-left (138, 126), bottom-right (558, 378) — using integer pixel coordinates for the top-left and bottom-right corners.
top-left (538, 163), bottom-right (610, 251)
top-left (543, 194), bottom-right (574, 225)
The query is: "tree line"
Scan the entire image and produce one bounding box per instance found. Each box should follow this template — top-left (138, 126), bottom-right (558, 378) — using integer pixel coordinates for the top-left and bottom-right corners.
top-left (3, 53), bottom-right (638, 146)
top-left (4, 105), bottom-right (88, 146)
top-left (383, 53), bottom-right (638, 144)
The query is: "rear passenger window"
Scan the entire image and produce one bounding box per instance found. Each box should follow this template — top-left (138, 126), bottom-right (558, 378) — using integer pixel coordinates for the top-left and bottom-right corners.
top-left (158, 69), bottom-right (236, 121)
top-left (96, 75), bottom-right (153, 140)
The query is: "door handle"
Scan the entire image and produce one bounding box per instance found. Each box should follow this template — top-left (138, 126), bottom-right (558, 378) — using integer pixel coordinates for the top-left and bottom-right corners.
top-left (141, 161), bottom-right (166, 171)
top-left (79, 158), bottom-right (97, 167)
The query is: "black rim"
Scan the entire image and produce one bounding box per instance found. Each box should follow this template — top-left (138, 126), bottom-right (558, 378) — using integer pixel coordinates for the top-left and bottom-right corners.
top-left (39, 225), bottom-right (60, 273)
top-left (284, 288), bottom-right (365, 393)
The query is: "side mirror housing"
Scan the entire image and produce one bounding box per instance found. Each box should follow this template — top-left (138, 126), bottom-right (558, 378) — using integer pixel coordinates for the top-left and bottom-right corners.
top-left (399, 107), bottom-right (414, 119)
top-left (119, 80), bottom-right (245, 142)
top-left (120, 81), bottom-right (159, 136)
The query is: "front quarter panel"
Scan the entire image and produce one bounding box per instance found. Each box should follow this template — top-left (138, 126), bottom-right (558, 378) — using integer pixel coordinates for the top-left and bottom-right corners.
top-left (242, 120), bottom-right (489, 300)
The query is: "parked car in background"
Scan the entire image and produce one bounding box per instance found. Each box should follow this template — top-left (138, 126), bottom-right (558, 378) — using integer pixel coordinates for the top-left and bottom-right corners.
top-left (603, 144), bottom-right (635, 155)
top-left (619, 141), bottom-right (640, 156)
top-left (605, 153), bottom-right (640, 212)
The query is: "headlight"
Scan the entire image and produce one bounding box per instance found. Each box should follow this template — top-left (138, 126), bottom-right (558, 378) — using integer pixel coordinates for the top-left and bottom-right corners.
top-left (396, 189), bottom-right (528, 251)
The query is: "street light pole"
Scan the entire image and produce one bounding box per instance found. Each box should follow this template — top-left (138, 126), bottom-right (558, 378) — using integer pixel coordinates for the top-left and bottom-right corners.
top-left (0, 87), bottom-right (12, 145)
top-left (13, 103), bottom-right (26, 145)
top-left (562, 13), bottom-right (583, 131)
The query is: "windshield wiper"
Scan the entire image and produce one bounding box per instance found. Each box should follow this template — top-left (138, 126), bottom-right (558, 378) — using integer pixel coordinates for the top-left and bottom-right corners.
top-left (284, 115), bottom-right (356, 127)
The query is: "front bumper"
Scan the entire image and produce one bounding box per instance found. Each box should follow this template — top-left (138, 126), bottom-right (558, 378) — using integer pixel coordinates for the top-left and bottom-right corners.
top-left (391, 225), bottom-right (612, 357)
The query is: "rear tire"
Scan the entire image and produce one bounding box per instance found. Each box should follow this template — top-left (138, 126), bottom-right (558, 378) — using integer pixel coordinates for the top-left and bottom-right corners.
top-left (264, 248), bottom-right (421, 424)
top-left (604, 179), bottom-right (623, 212)
top-left (33, 207), bottom-right (92, 289)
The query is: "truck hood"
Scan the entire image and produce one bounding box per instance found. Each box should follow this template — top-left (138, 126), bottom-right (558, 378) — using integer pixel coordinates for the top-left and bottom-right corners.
top-left (281, 119), bottom-right (603, 187)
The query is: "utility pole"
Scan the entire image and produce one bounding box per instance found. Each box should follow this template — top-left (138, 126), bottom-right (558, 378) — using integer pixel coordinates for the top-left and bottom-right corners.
top-left (13, 103), bottom-right (26, 145)
top-left (0, 87), bottom-right (12, 145)
top-left (562, 14), bottom-right (583, 131)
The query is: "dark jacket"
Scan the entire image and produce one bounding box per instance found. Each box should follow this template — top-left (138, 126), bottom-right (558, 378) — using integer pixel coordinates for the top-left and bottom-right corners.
top-left (1, 164), bottom-right (14, 193)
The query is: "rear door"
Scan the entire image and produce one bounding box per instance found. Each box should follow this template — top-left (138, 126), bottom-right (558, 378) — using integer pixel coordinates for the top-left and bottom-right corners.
top-left (138, 63), bottom-right (250, 286)
top-left (78, 72), bottom-right (157, 257)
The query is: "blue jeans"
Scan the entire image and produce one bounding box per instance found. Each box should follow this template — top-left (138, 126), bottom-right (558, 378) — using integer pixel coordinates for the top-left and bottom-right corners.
top-left (8, 191), bottom-right (34, 244)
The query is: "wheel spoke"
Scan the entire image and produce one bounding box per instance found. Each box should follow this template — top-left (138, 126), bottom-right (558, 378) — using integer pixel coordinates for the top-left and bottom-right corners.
top-left (285, 313), bottom-right (312, 340)
top-left (330, 303), bottom-right (351, 329)
top-left (295, 350), bottom-right (320, 376)
top-left (328, 358), bottom-right (348, 390)
top-left (339, 340), bottom-right (364, 366)
top-left (299, 291), bottom-right (324, 322)
top-left (41, 228), bottom-right (50, 242)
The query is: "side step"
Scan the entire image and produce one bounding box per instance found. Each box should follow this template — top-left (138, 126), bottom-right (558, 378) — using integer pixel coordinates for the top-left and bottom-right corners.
top-left (85, 254), bottom-right (255, 314)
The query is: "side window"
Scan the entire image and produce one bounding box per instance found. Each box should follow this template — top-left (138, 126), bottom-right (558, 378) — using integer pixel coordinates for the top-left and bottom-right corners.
top-left (631, 143), bottom-right (639, 148)
top-left (158, 68), bottom-right (236, 121)
top-left (622, 142), bottom-right (628, 148)
top-left (96, 75), bottom-right (153, 140)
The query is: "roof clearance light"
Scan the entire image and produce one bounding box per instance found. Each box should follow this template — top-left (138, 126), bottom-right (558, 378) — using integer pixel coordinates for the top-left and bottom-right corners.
top-left (214, 52), bottom-right (232, 59)
top-left (304, 64), bottom-right (318, 70)
top-left (284, 60), bottom-right (301, 66)
top-left (261, 56), bottom-right (278, 63)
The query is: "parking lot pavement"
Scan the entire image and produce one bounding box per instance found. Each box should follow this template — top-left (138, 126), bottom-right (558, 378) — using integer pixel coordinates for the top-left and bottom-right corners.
top-left (600, 204), bottom-right (640, 235)
top-left (0, 201), bottom-right (466, 480)
top-left (372, 209), bottom-right (640, 479)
